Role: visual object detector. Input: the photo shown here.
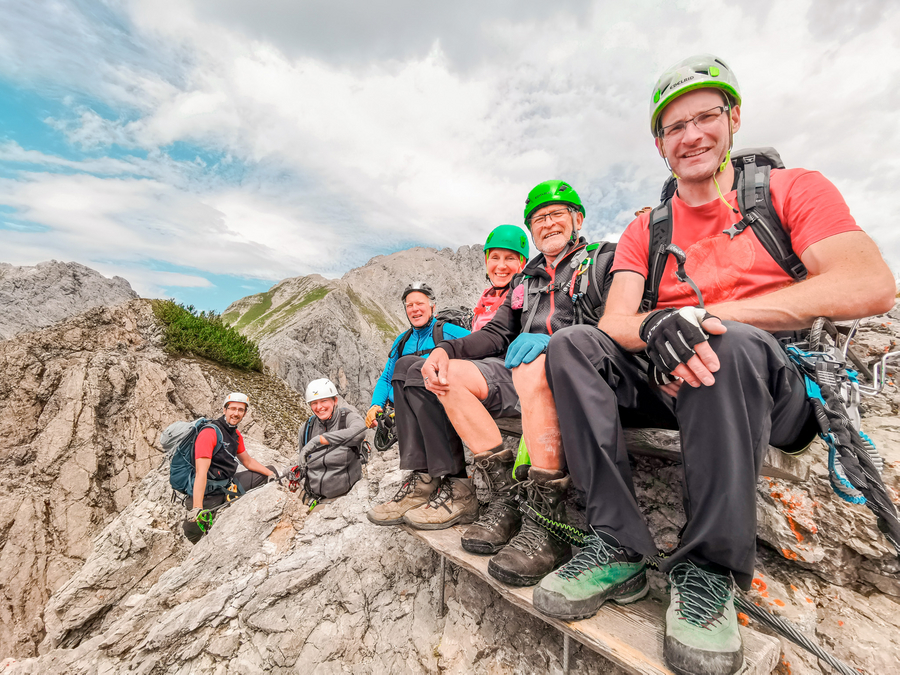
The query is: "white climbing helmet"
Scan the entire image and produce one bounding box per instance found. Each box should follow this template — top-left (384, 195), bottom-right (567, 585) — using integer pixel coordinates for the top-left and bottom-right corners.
top-left (223, 392), bottom-right (250, 409)
top-left (306, 378), bottom-right (338, 403)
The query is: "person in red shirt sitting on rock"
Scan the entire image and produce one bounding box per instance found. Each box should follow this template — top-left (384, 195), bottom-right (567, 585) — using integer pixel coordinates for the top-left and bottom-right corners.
top-left (182, 393), bottom-right (278, 543)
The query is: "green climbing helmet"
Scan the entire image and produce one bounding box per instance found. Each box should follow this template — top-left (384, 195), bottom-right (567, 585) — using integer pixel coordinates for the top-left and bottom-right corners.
top-left (650, 54), bottom-right (741, 137)
top-left (485, 224), bottom-right (530, 259)
top-left (523, 180), bottom-right (585, 228)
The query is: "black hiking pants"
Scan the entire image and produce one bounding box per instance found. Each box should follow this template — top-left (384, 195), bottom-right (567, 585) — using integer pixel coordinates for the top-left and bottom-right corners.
top-left (545, 322), bottom-right (815, 590)
top-left (392, 355), bottom-right (466, 478)
top-left (202, 464), bottom-right (278, 509)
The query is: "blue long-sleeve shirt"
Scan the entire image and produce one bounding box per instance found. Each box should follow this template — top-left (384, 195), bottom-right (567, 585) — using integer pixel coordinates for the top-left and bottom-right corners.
top-left (371, 317), bottom-right (470, 407)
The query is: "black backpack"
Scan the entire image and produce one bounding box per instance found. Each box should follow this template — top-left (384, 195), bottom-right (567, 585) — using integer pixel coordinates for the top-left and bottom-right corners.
top-left (390, 307), bottom-right (474, 358)
top-left (640, 147), bottom-right (808, 312)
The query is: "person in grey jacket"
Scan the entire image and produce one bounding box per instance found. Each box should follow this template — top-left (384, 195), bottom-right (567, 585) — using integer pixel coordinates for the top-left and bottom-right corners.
top-left (297, 378), bottom-right (367, 501)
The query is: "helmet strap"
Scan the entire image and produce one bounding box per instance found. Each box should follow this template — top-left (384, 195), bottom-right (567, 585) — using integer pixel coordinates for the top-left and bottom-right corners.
top-left (714, 107), bottom-right (739, 214)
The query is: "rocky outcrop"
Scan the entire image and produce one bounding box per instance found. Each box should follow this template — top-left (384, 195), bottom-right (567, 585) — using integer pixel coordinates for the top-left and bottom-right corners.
top-left (223, 246), bottom-right (486, 407)
top-left (0, 299), bottom-right (307, 658)
top-left (2, 443), bottom-right (629, 675)
top-left (0, 261), bottom-right (137, 340)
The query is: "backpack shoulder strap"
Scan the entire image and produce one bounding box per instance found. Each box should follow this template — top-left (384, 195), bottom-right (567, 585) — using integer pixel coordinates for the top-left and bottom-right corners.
top-left (391, 328), bottom-right (414, 358)
top-left (730, 156), bottom-right (807, 281)
top-left (432, 320), bottom-right (445, 346)
top-left (521, 275), bottom-right (543, 334)
top-left (193, 421), bottom-right (223, 457)
top-left (640, 202), bottom-right (674, 313)
top-left (302, 417), bottom-right (314, 446)
top-left (585, 241), bottom-right (617, 311)
top-left (337, 408), bottom-right (350, 431)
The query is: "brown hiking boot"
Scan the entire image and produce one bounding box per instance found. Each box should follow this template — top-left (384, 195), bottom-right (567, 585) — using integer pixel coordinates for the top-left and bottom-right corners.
top-left (488, 469), bottom-right (572, 587)
top-left (403, 476), bottom-right (478, 530)
top-left (366, 472), bottom-right (435, 526)
top-left (461, 449), bottom-right (521, 555)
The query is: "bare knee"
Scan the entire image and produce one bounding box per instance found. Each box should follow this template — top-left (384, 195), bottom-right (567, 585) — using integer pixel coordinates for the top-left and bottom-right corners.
top-left (443, 359), bottom-right (489, 400)
top-left (511, 355), bottom-right (550, 393)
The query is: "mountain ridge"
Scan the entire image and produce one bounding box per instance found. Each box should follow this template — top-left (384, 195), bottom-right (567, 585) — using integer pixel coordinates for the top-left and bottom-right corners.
top-left (223, 245), bottom-right (487, 407)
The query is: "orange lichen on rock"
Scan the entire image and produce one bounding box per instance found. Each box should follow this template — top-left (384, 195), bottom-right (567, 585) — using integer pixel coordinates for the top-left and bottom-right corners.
top-left (737, 612), bottom-right (750, 627)
top-left (751, 577), bottom-right (769, 597)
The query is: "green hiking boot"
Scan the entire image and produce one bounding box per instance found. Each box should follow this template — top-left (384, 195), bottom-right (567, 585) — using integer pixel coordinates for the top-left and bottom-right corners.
top-left (533, 530), bottom-right (648, 620)
top-left (461, 449), bottom-right (521, 555)
top-left (664, 562), bottom-right (743, 675)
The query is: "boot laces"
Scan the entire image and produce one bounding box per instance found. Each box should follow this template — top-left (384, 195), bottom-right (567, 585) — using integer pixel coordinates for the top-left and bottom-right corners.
top-left (473, 490), bottom-right (516, 527)
top-left (506, 514), bottom-right (547, 554)
top-left (555, 531), bottom-right (618, 579)
top-left (391, 472), bottom-right (423, 502)
top-left (505, 480), bottom-right (555, 554)
top-left (670, 562), bottom-right (732, 629)
top-left (426, 478), bottom-right (454, 512)
top-left (473, 453), bottom-right (508, 494)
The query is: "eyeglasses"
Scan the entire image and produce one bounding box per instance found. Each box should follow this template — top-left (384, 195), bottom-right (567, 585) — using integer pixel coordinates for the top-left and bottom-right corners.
top-left (530, 207), bottom-right (572, 228)
top-left (658, 106), bottom-right (728, 140)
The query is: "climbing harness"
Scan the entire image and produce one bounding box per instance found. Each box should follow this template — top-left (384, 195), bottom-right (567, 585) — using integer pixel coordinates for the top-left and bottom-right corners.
top-left (520, 242), bottom-right (616, 333)
top-left (190, 481), bottom-right (273, 535)
top-left (286, 464), bottom-right (323, 512)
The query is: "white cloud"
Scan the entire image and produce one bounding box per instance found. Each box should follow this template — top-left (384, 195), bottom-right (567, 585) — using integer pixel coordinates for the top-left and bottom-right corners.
top-left (0, 0), bottom-right (898, 304)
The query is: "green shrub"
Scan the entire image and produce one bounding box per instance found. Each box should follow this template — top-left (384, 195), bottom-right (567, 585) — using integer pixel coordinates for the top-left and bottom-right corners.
top-left (152, 300), bottom-right (264, 372)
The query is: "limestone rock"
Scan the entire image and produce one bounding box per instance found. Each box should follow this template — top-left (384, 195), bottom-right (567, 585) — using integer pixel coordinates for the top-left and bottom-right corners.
top-left (2, 445), bottom-right (626, 675)
top-left (0, 299), bottom-right (306, 658)
top-left (0, 261), bottom-right (137, 340)
top-left (223, 246), bottom-right (486, 407)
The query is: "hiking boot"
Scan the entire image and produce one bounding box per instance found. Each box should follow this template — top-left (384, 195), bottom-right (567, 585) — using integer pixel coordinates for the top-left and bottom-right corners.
top-left (664, 562), bottom-right (743, 675)
top-left (487, 470), bottom-right (572, 587)
top-left (403, 476), bottom-right (479, 530)
top-left (366, 472), bottom-right (435, 526)
top-left (461, 449), bottom-right (521, 555)
top-left (533, 529), bottom-right (648, 620)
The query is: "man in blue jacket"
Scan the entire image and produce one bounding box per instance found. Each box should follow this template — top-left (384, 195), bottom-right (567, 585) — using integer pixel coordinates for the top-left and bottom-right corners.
top-left (366, 282), bottom-right (471, 527)
top-left (366, 282), bottom-right (471, 425)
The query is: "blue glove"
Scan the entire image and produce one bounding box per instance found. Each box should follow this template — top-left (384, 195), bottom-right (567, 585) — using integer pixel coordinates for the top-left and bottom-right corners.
top-left (504, 333), bottom-right (551, 369)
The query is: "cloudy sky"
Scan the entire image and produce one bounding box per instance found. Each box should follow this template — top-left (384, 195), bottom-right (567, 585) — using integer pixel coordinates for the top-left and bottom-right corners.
top-left (2, 0), bottom-right (898, 310)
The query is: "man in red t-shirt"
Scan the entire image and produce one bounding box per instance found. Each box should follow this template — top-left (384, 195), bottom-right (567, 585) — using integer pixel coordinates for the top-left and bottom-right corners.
top-left (182, 393), bottom-right (278, 543)
top-left (533, 55), bottom-right (895, 675)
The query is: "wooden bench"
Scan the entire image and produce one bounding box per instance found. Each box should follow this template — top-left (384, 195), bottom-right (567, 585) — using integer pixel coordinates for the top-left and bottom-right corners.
top-left (403, 524), bottom-right (780, 675)
top-left (494, 418), bottom-right (810, 482)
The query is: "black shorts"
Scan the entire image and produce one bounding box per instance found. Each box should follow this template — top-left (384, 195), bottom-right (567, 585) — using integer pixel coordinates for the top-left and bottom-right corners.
top-left (472, 357), bottom-right (521, 418)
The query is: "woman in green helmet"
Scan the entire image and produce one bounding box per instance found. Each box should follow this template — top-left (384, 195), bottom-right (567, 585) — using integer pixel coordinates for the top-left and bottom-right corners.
top-left (366, 224), bottom-right (531, 529)
top-left (473, 224), bottom-right (530, 330)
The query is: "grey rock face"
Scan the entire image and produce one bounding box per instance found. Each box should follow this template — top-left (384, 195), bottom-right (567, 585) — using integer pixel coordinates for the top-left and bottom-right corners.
top-left (3, 445), bottom-right (627, 675)
top-left (223, 246), bottom-right (486, 408)
top-left (0, 299), bottom-right (306, 659)
top-left (0, 261), bottom-right (137, 340)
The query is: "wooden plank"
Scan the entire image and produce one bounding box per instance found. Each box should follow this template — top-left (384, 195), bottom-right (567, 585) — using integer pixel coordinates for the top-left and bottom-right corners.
top-left (404, 526), bottom-right (780, 675)
top-left (495, 419), bottom-right (808, 482)
top-left (623, 429), bottom-right (809, 482)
